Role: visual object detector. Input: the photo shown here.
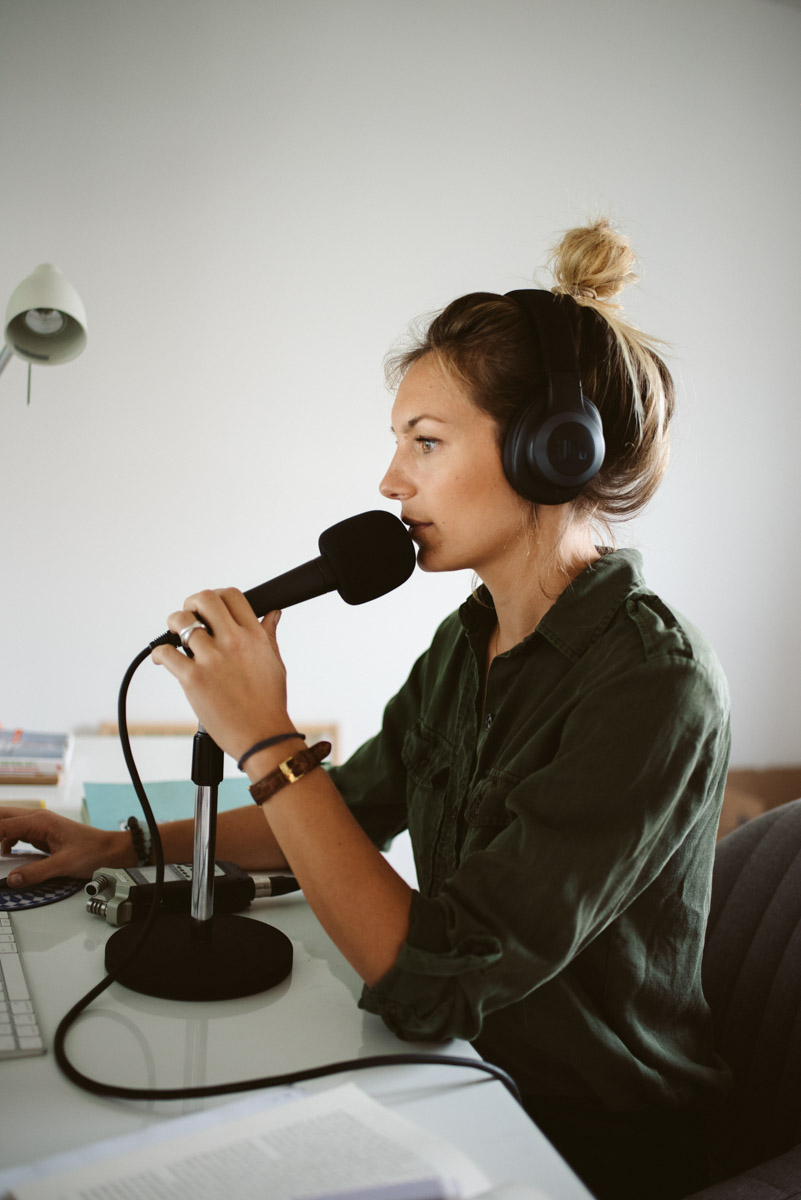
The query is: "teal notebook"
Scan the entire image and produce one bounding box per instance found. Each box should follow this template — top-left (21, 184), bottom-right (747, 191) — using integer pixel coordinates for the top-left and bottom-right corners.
top-left (82, 778), bottom-right (252, 831)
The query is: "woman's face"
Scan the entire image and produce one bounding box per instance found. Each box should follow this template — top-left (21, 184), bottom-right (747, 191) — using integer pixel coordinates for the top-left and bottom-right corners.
top-left (379, 354), bottom-right (531, 578)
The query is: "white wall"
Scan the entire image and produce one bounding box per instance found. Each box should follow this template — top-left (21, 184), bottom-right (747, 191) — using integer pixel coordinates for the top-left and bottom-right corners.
top-left (1, 0), bottom-right (799, 768)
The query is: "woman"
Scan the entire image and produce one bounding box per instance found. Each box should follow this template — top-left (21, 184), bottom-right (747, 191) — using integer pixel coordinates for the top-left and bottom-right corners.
top-left (0, 220), bottom-right (730, 1199)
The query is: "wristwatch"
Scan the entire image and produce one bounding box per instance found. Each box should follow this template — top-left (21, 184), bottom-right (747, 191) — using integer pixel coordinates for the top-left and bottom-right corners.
top-left (249, 741), bottom-right (332, 806)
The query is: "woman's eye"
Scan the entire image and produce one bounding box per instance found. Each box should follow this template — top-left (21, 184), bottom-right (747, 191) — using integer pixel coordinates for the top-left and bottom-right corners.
top-left (415, 436), bottom-right (439, 453)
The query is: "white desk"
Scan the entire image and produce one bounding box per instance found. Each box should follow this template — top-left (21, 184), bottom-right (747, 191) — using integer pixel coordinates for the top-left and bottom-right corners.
top-left (0, 737), bottom-right (591, 1198)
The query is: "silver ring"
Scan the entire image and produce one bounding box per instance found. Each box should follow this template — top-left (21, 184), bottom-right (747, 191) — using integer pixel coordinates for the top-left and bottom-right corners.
top-left (178, 620), bottom-right (207, 649)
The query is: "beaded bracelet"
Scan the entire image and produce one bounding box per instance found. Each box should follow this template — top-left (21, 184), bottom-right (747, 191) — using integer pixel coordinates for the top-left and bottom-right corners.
top-left (125, 815), bottom-right (153, 868)
top-left (237, 732), bottom-right (306, 772)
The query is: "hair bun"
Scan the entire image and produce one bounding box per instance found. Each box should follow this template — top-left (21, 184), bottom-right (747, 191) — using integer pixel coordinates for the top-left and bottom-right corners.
top-left (549, 218), bottom-right (638, 306)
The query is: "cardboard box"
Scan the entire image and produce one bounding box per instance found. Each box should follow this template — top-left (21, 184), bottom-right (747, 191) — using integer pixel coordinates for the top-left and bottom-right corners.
top-left (719, 766), bottom-right (801, 840)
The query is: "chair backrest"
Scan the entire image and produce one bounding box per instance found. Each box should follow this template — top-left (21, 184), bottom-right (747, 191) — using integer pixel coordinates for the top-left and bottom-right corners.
top-left (703, 797), bottom-right (801, 1176)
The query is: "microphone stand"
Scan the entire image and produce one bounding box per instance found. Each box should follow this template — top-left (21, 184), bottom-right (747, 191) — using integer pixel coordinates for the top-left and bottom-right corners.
top-left (105, 728), bottom-right (293, 1001)
top-left (190, 725), bottom-right (223, 937)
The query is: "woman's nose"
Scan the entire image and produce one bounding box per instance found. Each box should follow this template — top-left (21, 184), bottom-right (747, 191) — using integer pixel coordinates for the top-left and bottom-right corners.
top-left (379, 452), bottom-right (412, 501)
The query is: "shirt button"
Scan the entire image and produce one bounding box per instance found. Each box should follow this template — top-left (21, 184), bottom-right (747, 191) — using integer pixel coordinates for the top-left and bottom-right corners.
top-left (485, 713), bottom-right (494, 730)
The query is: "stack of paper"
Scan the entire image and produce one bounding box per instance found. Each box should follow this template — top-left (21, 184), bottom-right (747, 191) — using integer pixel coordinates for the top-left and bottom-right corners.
top-left (0, 1083), bottom-right (554, 1200)
top-left (0, 730), bottom-right (71, 786)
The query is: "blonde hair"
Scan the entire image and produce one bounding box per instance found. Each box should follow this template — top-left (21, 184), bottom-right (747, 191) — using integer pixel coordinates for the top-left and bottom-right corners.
top-left (386, 219), bottom-right (674, 528)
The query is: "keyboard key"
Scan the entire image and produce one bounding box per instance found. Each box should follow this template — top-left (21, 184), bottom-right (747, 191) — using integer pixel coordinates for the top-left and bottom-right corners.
top-left (18, 1036), bottom-right (44, 1051)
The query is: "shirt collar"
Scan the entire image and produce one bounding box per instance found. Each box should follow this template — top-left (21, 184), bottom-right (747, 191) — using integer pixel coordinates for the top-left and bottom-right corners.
top-left (459, 548), bottom-right (646, 663)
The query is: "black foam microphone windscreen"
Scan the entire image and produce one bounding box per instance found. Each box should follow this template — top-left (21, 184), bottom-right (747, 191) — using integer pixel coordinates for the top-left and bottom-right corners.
top-left (317, 509), bottom-right (417, 605)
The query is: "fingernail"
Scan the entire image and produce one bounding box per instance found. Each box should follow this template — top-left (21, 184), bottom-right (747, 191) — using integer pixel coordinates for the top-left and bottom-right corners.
top-left (7, 872), bottom-right (22, 888)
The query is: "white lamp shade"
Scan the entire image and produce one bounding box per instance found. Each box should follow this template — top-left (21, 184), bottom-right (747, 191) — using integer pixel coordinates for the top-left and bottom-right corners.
top-left (4, 264), bottom-right (87, 365)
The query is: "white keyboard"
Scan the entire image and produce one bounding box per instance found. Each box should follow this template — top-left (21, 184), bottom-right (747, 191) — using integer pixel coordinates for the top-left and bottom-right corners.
top-left (0, 911), bottom-right (45, 1059)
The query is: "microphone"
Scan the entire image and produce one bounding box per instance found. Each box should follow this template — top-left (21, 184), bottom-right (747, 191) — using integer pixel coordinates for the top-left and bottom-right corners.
top-left (117, 511), bottom-right (416, 1005)
top-left (150, 510), bottom-right (416, 650)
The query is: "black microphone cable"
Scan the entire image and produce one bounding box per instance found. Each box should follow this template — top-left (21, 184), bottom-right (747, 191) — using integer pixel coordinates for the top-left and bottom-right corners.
top-left (53, 645), bottom-right (522, 1108)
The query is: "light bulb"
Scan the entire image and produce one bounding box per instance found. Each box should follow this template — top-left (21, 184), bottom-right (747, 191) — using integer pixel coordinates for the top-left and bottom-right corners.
top-left (24, 308), bottom-right (66, 336)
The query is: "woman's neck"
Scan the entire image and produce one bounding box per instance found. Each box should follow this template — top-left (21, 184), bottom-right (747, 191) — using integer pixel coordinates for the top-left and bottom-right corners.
top-left (483, 509), bottom-right (600, 655)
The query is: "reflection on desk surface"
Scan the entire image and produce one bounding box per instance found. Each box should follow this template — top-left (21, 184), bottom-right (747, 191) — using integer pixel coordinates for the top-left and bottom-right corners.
top-left (24, 889), bottom-right (392, 1094)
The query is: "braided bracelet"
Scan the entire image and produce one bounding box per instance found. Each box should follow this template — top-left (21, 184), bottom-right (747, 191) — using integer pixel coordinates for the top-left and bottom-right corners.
top-left (125, 815), bottom-right (153, 868)
top-left (237, 732), bottom-right (306, 772)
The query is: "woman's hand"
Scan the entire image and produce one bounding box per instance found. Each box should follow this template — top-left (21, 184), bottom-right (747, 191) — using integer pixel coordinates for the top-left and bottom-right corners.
top-left (150, 587), bottom-right (414, 988)
top-left (150, 588), bottom-right (294, 762)
top-left (0, 809), bottom-right (130, 887)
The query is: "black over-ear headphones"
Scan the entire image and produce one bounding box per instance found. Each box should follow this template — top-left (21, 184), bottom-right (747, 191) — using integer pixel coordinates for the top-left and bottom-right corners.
top-left (501, 290), bottom-right (605, 505)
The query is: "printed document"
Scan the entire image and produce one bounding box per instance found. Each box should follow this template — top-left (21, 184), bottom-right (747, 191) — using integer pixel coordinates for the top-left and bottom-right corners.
top-left (0, 1083), bottom-right (492, 1200)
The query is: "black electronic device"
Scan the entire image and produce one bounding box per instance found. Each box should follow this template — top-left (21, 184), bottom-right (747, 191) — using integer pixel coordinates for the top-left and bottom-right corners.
top-left (502, 289), bottom-right (605, 505)
top-left (85, 861), bottom-right (299, 926)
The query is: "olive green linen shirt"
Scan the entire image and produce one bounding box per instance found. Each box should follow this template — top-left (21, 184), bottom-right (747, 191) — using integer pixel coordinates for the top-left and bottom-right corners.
top-left (329, 548), bottom-right (731, 1113)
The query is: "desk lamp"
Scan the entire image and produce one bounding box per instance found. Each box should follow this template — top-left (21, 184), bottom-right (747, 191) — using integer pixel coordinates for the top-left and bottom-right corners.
top-left (0, 264), bottom-right (88, 401)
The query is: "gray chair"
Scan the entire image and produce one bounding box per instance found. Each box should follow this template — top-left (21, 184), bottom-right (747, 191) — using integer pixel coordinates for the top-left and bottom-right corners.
top-left (684, 798), bottom-right (801, 1199)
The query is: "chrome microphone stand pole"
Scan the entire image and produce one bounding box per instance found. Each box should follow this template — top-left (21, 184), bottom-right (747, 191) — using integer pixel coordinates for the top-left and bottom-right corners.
top-left (190, 725), bottom-right (223, 936)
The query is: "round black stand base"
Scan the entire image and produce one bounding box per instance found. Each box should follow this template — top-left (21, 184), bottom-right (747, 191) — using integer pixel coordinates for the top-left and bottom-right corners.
top-left (105, 913), bottom-right (293, 1000)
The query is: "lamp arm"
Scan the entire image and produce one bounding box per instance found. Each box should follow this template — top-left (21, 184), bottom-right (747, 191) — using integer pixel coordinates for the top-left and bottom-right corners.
top-left (0, 345), bottom-right (12, 378)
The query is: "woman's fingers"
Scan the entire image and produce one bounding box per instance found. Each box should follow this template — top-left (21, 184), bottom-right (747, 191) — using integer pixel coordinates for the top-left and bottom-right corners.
top-left (0, 811), bottom-right (125, 887)
top-left (215, 587), bottom-right (265, 629)
top-left (154, 592), bottom-right (234, 670)
top-left (166, 607), bottom-right (211, 663)
top-left (149, 588), bottom-right (290, 759)
top-left (163, 590), bottom-right (263, 652)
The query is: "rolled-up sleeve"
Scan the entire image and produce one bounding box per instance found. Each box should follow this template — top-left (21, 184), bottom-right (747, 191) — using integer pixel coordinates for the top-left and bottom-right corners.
top-left (361, 891), bottom-right (503, 1040)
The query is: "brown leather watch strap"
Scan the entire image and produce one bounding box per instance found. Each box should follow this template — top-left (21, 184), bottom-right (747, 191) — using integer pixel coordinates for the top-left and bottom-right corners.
top-left (249, 740), bottom-right (332, 806)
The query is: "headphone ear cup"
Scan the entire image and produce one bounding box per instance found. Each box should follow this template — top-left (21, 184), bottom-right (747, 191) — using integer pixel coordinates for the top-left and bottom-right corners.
top-left (502, 402), bottom-right (543, 501)
top-left (501, 290), bottom-right (605, 505)
top-left (502, 396), bottom-right (605, 505)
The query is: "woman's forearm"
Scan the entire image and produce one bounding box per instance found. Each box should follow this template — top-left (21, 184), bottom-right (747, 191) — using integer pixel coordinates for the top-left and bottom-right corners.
top-left (244, 745), bottom-right (412, 986)
top-left (157, 805), bottom-right (289, 871)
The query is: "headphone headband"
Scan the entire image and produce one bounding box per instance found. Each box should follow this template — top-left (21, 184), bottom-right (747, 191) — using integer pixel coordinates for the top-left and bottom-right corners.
top-left (505, 290), bottom-right (578, 380)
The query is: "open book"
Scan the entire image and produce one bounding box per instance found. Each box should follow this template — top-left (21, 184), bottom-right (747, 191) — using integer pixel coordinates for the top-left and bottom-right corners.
top-left (0, 1082), bottom-right (551, 1200)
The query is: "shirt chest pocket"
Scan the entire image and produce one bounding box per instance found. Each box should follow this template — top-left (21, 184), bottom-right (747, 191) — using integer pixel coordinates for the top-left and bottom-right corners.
top-left (401, 722), bottom-right (453, 867)
top-left (464, 770), bottom-right (517, 829)
top-left (401, 722), bottom-right (452, 793)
